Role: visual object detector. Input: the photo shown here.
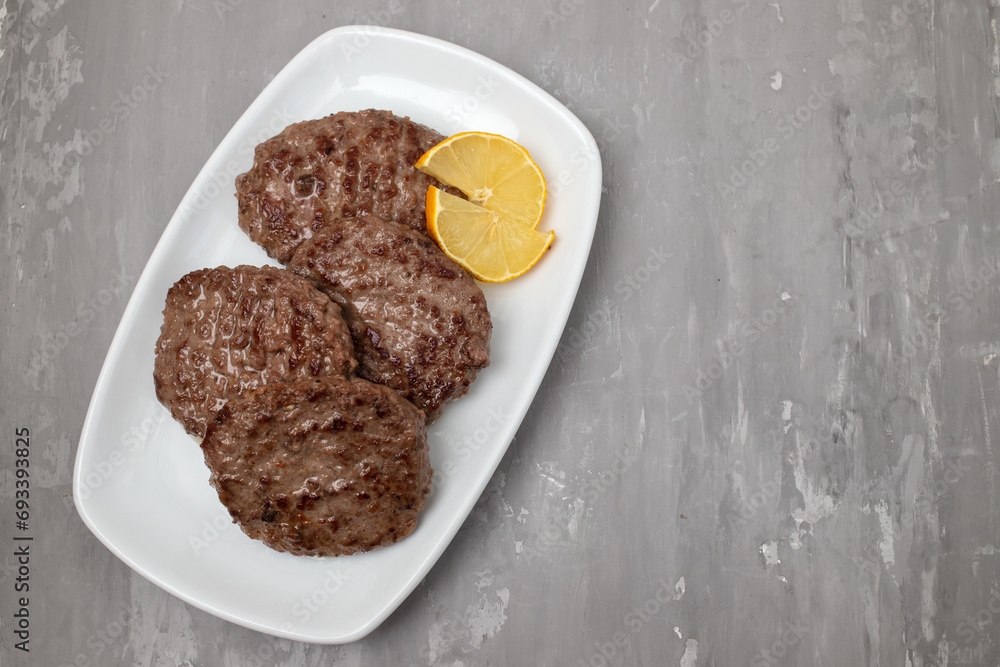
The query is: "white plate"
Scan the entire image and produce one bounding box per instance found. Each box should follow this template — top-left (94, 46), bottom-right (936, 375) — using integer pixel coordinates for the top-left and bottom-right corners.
top-left (74, 25), bottom-right (601, 644)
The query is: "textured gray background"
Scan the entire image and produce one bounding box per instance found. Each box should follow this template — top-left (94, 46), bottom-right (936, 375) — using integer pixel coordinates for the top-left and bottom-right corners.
top-left (2, 0), bottom-right (999, 665)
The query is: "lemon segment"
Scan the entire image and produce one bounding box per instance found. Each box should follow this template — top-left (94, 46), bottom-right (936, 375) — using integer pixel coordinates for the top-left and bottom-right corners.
top-left (426, 187), bottom-right (554, 283)
top-left (415, 132), bottom-right (547, 229)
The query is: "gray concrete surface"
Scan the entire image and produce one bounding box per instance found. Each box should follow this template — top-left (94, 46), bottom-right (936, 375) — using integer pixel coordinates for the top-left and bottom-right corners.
top-left (2, 0), bottom-right (1000, 665)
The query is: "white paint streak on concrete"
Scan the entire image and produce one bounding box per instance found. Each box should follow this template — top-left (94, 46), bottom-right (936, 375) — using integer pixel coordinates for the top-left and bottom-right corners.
top-left (127, 578), bottom-right (199, 666)
top-left (673, 626), bottom-right (683, 639)
top-left (466, 588), bottom-right (510, 650)
top-left (679, 638), bottom-right (698, 666)
top-left (474, 568), bottom-right (494, 592)
top-left (936, 639), bottom-right (951, 667)
top-left (876, 500), bottom-right (895, 567)
top-left (538, 461), bottom-right (566, 492)
top-left (789, 428), bottom-right (840, 549)
top-left (500, 496), bottom-right (514, 520)
top-left (771, 71), bottom-right (783, 90)
top-left (769, 2), bottom-right (784, 22)
top-left (920, 568), bottom-right (937, 643)
top-left (734, 379), bottom-right (748, 450)
top-left (0, 1), bottom-right (8, 62)
top-left (761, 541), bottom-right (780, 565)
top-left (46, 159), bottom-right (82, 210)
top-left (673, 576), bottom-right (686, 600)
top-left (687, 301), bottom-right (698, 362)
top-left (425, 617), bottom-right (455, 664)
top-left (637, 405), bottom-right (646, 450)
top-left (566, 497), bottom-right (586, 539)
top-left (24, 25), bottom-right (83, 142)
top-left (991, 18), bottom-right (1000, 99)
top-left (799, 327), bottom-right (809, 371)
top-left (896, 435), bottom-right (925, 567)
top-left (977, 369), bottom-right (997, 518)
top-left (42, 227), bottom-right (55, 271)
top-left (34, 430), bottom-right (72, 487)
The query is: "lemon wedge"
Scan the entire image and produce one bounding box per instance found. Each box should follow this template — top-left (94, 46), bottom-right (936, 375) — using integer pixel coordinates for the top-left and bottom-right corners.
top-left (416, 131), bottom-right (547, 228)
top-left (426, 186), bottom-right (554, 283)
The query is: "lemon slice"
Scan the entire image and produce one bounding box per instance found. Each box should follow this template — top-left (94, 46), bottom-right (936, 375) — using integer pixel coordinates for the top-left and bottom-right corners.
top-left (426, 187), bottom-right (554, 283)
top-left (415, 132), bottom-right (547, 228)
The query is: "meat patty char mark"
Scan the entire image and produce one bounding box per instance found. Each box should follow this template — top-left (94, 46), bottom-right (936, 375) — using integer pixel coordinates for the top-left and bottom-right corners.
top-left (287, 214), bottom-right (492, 421)
top-left (235, 109), bottom-right (452, 262)
top-left (202, 377), bottom-right (431, 557)
top-left (153, 265), bottom-right (356, 438)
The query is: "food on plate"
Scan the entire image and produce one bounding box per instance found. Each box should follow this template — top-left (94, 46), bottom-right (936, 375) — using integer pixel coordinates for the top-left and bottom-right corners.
top-left (150, 111), bottom-right (548, 559)
top-left (201, 376), bottom-right (431, 557)
top-left (415, 131), bottom-right (547, 228)
top-left (153, 265), bottom-right (356, 438)
top-left (235, 109), bottom-right (456, 262)
top-left (425, 186), bottom-right (555, 283)
top-left (287, 213), bottom-right (492, 421)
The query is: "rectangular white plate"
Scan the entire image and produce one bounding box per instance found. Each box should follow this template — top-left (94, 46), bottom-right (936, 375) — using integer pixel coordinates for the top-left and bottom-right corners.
top-left (74, 25), bottom-right (601, 644)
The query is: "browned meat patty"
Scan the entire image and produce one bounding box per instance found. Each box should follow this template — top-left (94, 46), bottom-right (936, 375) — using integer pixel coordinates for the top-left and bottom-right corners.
top-left (201, 377), bottom-right (431, 557)
top-left (153, 265), bottom-right (356, 438)
top-left (287, 214), bottom-right (492, 421)
top-left (235, 109), bottom-right (451, 262)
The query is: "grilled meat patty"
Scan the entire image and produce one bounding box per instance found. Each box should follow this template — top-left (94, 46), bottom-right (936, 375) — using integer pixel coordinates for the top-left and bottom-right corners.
top-left (235, 109), bottom-right (450, 262)
top-left (153, 265), bottom-right (356, 438)
top-left (201, 377), bottom-right (431, 557)
top-left (287, 214), bottom-right (492, 421)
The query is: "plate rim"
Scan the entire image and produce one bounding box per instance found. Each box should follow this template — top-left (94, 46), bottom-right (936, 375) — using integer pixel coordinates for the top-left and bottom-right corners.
top-left (73, 24), bottom-right (602, 644)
